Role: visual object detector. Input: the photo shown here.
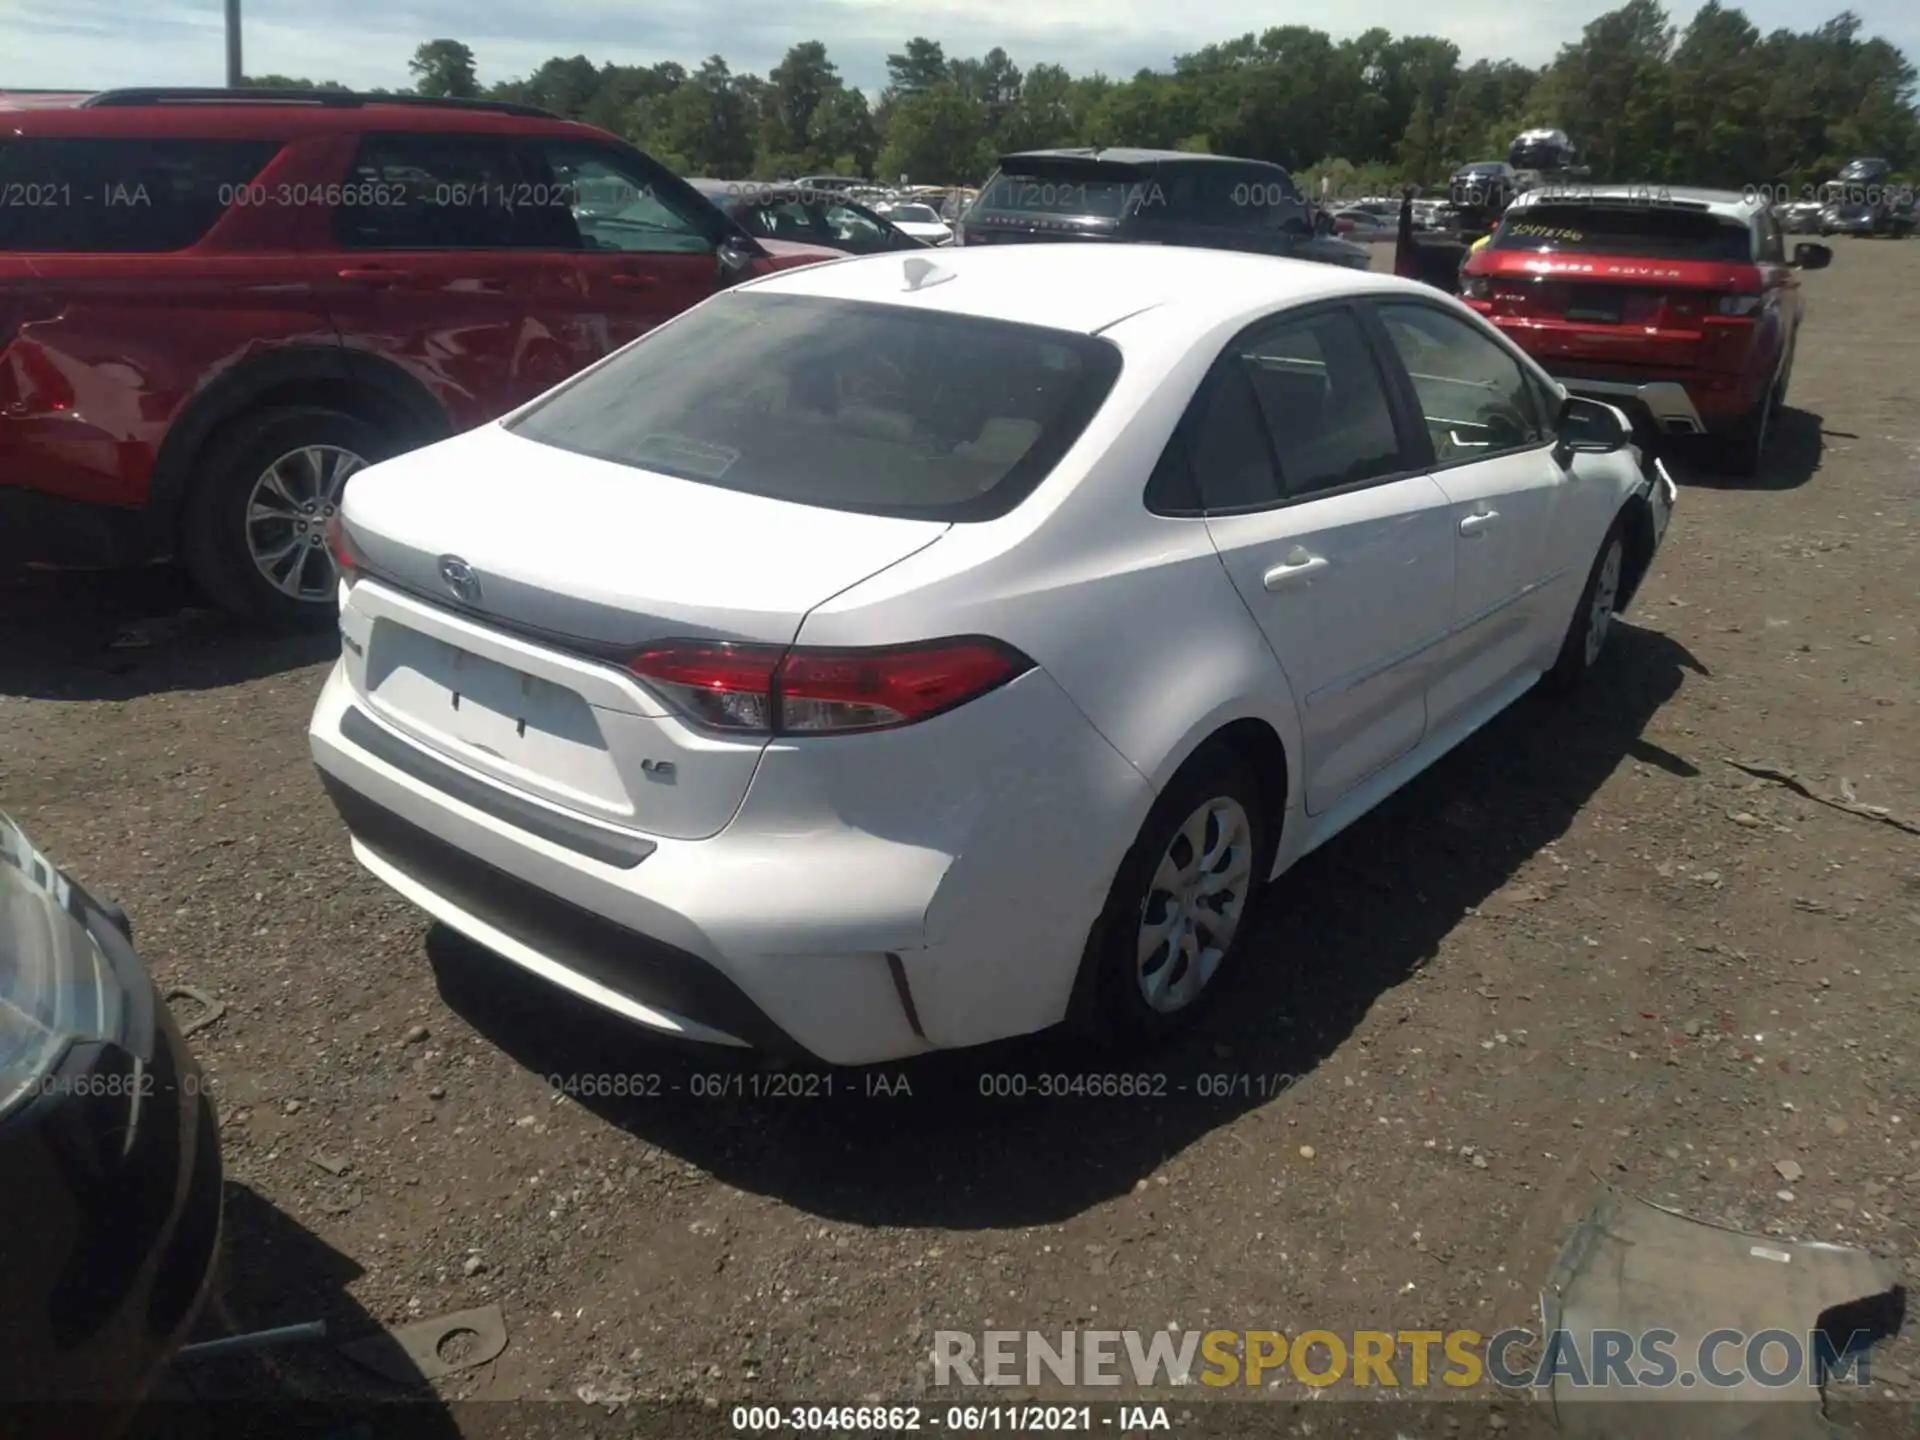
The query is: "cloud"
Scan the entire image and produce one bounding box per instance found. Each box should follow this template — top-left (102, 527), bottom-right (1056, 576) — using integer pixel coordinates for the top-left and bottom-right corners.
top-left (3, 0), bottom-right (1915, 97)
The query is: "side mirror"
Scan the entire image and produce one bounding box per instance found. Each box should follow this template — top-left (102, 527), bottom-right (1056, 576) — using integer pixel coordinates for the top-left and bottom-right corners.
top-left (1792, 242), bottom-right (1833, 270)
top-left (716, 237), bottom-right (760, 284)
top-left (1555, 394), bottom-right (1632, 455)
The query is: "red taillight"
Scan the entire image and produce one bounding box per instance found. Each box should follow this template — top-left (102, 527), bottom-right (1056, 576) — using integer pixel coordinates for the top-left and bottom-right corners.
top-left (324, 512), bottom-right (358, 585)
top-left (626, 638), bottom-right (1033, 736)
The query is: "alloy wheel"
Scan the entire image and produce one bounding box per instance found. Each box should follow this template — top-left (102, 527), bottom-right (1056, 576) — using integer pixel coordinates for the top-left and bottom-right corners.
top-left (245, 445), bottom-right (365, 604)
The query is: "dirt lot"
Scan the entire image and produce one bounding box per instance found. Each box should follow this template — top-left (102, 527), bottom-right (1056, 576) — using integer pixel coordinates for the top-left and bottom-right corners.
top-left (3, 239), bottom-right (1918, 1435)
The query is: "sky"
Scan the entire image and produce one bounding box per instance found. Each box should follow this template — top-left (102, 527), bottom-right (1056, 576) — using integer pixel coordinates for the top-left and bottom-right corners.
top-left (2, 0), bottom-right (1915, 98)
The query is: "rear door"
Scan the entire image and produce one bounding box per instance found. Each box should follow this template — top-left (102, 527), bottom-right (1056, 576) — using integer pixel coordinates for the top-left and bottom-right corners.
top-left (327, 132), bottom-right (585, 421)
top-left (1365, 298), bottom-right (1572, 730)
top-left (0, 132), bottom-right (313, 512)
top-left (513, 137), bottom-right (722, 353)
top-left (1188, 303), bottom-right (1455, 815)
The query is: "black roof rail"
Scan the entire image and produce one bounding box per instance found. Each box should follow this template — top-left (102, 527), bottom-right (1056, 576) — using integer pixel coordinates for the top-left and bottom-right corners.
top-left (79, 87), bottom-right (560, 120)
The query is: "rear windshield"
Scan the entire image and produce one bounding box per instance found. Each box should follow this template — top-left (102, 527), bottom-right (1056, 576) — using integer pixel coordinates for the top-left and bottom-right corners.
top-left (972, 167), bottom-right (1138, 220)
top-left (1492, 203), bottom-right (1753, 261)
top-left (0, 136), bottom-right (282, 252)
top-left (506, 292), bottom-right (1123, 522)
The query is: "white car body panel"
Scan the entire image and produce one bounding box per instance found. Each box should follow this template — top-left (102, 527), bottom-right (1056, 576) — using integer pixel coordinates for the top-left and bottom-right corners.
top-left (311, 243), bottom-right (1671, 1063)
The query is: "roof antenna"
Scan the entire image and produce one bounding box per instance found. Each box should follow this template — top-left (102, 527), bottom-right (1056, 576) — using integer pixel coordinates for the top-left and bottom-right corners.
top-left (901, 256), bottom-right (954, 291)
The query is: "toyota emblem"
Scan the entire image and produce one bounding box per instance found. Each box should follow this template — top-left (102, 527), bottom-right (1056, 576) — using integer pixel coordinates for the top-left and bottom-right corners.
top-left (438, 555), bottom-right (481, 604)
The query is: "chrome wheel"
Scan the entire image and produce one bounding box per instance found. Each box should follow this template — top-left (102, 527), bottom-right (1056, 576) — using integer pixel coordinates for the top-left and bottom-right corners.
top-left (245, 444), bottom-right (364, 603)
top-left (1585, 538), bottom-right (1623, 668)
top-left (1135, 796), bottom-right (1254, 1014)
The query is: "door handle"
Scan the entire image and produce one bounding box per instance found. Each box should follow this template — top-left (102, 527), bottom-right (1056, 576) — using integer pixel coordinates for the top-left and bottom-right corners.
top-left (1459, 509), bottom-right (1499, 537)
top-left (609, 273), bottom-right (658, 289)
top-left (336, 267), bottom-right (411, 285)
top-left (1262, 552), bottom-right (1329, 590)
top-left (1448, 430), bottom-right (1491, 449)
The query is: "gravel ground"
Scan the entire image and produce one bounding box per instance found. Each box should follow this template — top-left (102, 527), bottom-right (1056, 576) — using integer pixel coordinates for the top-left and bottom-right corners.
top-left (3, 238), bottom-right (1917, 1435)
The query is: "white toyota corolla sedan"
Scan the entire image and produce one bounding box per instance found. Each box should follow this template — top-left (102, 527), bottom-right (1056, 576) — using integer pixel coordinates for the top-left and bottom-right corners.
top-left (310, 243), bottom-right (1676, 1066)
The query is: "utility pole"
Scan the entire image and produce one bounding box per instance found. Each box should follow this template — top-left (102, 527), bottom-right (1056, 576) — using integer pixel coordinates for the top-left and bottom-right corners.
top-left (225, 0), bottom-right (243, 88)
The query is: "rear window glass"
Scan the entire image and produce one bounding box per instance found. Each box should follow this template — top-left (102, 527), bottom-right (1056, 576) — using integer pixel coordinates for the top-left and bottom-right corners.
top-left (0, 137), bottom-right (282, 252)
top-left (1493, 203), bottom-right (1754, 261)
top-left (506, 292), bottom-right (1123, 522)
top-left (973, 168), bottom-right (1138, 219)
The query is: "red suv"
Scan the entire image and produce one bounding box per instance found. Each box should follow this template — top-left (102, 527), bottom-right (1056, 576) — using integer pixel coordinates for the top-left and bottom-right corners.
top-left (0, 88), bottom-right (840, 619)
top-left (1459, 185), bottom-right (1832, 475)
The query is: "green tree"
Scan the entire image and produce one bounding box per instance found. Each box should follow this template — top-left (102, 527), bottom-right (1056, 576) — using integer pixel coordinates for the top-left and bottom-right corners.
top-left (876, 84), bottom-right (989, 184)
top-left (408, 39), bottom-right (479, 100)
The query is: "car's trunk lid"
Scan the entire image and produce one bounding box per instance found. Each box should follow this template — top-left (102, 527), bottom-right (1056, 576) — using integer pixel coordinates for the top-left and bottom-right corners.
top-left (336, 425), bottom-right (949, 839)
top-left (1472, 249), bottom-right (1764, 373)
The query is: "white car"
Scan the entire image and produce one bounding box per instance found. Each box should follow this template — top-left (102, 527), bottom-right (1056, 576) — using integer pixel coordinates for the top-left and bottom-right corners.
top-left (878, 202), bottom-right (954, 245)
top-left (310, 244), bottom-right (1676, 1067)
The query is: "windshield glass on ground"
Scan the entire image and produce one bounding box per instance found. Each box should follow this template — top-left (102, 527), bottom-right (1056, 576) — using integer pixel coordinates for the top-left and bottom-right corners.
top-left (1492, 203), bottom-right (1753, 260)
top-left (971, 166), bottom-right (1135, 219)
top-left (506, 293), bottom-right (1122, 522)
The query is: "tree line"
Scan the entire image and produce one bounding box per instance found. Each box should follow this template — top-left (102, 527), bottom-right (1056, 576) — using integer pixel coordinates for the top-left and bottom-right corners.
top-left (246, 0), bottom-right (1919, 194)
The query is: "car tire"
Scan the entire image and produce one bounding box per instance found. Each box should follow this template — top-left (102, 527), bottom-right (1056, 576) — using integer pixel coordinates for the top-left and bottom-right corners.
top-left (1073, 744), bottom-right (1274, 1050)
top-left (1715, 376), bottom-right (1777, 478)
top-left (183, 407), bottom-right (396, 625)
top-left (1544, 516), bottom-right (1628, 693)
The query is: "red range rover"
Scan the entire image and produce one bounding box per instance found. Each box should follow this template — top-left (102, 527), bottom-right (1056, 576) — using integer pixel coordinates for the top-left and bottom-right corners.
top-left (0, 88), bottom-right (839, 620)
top-left (1459, 185), bottom-right (1832, 475)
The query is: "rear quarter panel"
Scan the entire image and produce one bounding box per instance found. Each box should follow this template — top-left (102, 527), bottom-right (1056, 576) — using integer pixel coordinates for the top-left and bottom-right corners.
top-left (796, 301), bottom-right (1306, 850)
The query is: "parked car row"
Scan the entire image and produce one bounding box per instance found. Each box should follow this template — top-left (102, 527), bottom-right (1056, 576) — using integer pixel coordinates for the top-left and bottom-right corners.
top-left (5, 88), bottom-right (1685, 1420)
top-left (3, 96), bottom-right (1373, 625)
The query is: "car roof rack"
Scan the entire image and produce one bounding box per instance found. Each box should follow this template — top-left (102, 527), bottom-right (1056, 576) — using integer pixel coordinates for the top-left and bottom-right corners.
top-left (79, 87), bottom-right (559, 119)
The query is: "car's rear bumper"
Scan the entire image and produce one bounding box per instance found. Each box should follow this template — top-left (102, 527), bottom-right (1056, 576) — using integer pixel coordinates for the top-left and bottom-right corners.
top-left (1559, 378), bottom-right (1709, 437)
top-left (309, 659), bottom-right (1150, 1065)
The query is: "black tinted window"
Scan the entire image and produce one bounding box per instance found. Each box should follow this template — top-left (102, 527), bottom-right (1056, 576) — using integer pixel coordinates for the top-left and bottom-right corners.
top-left (974, 167), bottom-right (1137, 219)
top-left (507, 293), bottom-right (1122, 522)
top-left (1187, 368), bottom-right (1282, 510)
top-left (1237, 310), bottom-right (1406, 496)
top-left (1493, 203), bottom-right (1754, 261)
top-left (0, 137), bottom-right (281, 252)
top-left (334, 134), bottom-right (526, 249)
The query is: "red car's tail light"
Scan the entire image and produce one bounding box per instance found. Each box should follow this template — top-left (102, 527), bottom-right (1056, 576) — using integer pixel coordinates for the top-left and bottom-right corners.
top-left (626, 639), bottom-right (1034, 736)
top-left (1714, 293), bottom-right (1763, 317)
top-left (324, 512), bottom-right (359, 585)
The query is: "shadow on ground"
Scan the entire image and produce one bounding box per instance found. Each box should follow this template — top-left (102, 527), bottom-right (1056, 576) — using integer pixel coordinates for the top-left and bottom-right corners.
top-left (128, 1184), bottom-right (465, 1439)
top-left (429, 620), bottom-right (1709, 1232)
top-left (1662, 405), bottom-right (1825, 492)
top-left (0, 566), bottom-right (335, 702)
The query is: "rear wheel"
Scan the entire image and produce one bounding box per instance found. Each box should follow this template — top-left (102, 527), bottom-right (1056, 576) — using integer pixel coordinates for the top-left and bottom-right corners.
top-left (182, 407), bottom-right (395, 625)
top-left (1075, 745), bottom-right (1272, 1049)
top-left (1716, 376), bottom-right (1778, 478)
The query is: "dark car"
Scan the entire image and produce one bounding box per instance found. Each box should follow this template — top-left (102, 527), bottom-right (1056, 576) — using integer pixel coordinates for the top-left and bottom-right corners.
top-left (1508, 128), bottom-right (1578, 174)
top-left (0, 88), bottom-right (838, 623)
top-left (1836, 156), bottom-right (1892, 185)
top-left (959, 147), bottom-right (1370, 268)
top-left (0, 810), bottom-right (223, 1434)
top-left (1443, 161), bottom-right (1518, 234)
top-left (686, 178), bottom-right (925, 255)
